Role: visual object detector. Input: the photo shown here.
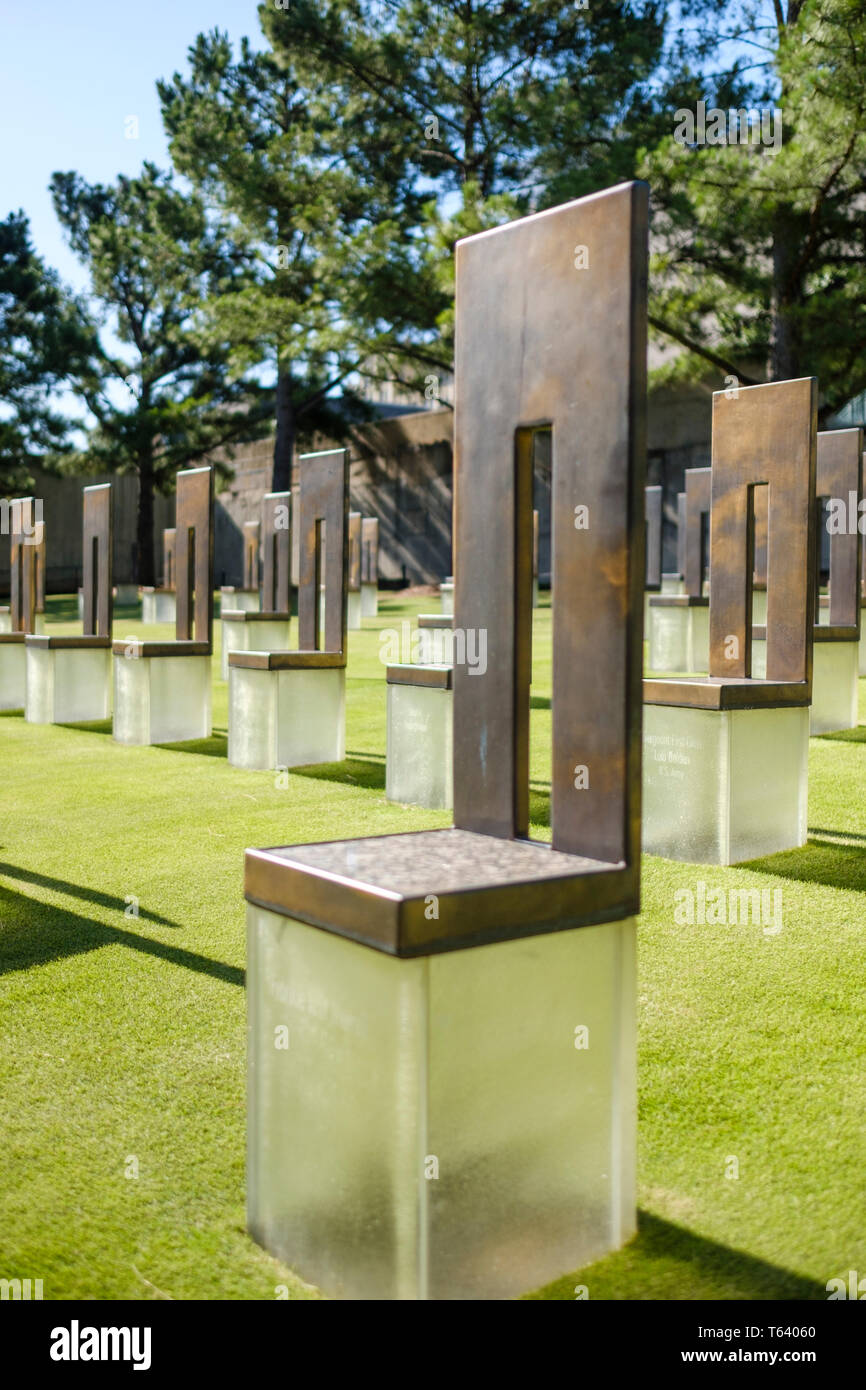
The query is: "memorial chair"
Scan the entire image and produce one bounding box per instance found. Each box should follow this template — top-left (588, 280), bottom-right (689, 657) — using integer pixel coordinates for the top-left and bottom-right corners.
top-left (26, 484), bottom-right (113, 725)
top-left (643, 483), bottom-right (662, 630)
top-left (360, 516), bottom-right (379, 617)
top-left (141, 528), bottom-right (177, 624)
top-left (113, 467), bottom-right (213, 745)
top-left (221, 502), bottom-right (292, 680)
top-left (0, 499), bottom-right (43, 708)
top-left (345, 511), bottom-right (362, 630)
top-left (647, 467), bottom-right (710, 673)
top-left (228, 449), bottom-right (348, 771)
top-left (660, 489), bottom-right (687, 595)
top-left (754, 428), bottom-right (862, 734)
top-left (643, 377), bottom-right (817, 865)
top-left (221, 519), bottom-right (262, 618)
top-left (243, 181), bottom-right (647, 1300)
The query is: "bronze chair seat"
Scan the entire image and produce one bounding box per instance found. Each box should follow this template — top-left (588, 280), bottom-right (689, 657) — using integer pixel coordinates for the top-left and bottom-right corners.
top-left (221, 610), bottom-right (291, 624)
top-left (27, 634), bottom-right (111, 650)
top-left (386, 663), bottom-right (452, 689)
top-left (752, 623), bottom-right (860, 644)
top-left (112, 639), bottom-right (211, 658)
top-left (245, 827), bottom-right (633, 958)
top-left (229, 648), bottom-right (345, 671)
top-left (643, 675), bottom-right (811, 710)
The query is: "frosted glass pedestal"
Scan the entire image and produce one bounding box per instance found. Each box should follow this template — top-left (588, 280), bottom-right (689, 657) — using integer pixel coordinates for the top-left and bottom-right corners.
top-left (0, 609), bottom-right (11, 635)
top-left (647, 599), bottom-right (709, 674)
top-left (141, 590), bottom-right (176, 625)
top-left (228, 665), bottom-right (345, 770)
top-left (347, 590), bottom-right (361, 630)
top-left (752, 588), bottom-right (767, 624)
top-left (113, 652), bottom-right (211, 745)
top-left (643, 702), bottom-right (809, 864)
top-left (0, 640), bottom-right (26, 709)
top-left (818, 599), bottom-right (866, 674)
top-left (25, 644), bottom-right (111, 724)
top-left (386, 670), bottom-right (453, 810)
top-left (247, 906), bottom-right (636, 1301)
top-left (753, 636), bottom-right (858, 734)
top-left (660, 575), bottom-right (685, 595)
top-left (221, 615), bottom-right (291, 682)
top-left (360, 583), bottom-right (378, 618)
top-left (440, 579), bottom-right (454, 617)
top-left (115, 583), bottom-right (139, 606)
top-left (220, 587), bottom-right (260, 614)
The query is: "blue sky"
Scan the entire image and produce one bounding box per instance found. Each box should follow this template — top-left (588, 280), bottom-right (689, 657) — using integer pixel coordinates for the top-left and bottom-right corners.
top-left (0, 0), bottom-right (266, 290)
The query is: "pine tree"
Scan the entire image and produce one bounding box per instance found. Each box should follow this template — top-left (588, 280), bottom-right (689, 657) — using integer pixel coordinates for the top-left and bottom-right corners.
top-left (50, 163), bottom-right (269, 582)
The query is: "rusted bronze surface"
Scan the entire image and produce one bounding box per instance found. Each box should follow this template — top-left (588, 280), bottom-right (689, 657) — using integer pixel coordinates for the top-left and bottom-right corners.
top-left (29, 635), bottom-right (112, 650)
top-left (361, 517), bottom-right (379, 585)
top-left (163, 528), bottom-right (176, 590)
top-left (348, 512), bottom-right (361, 592)
top-left (645, 485), bottom-right (662, 590)
top-left (816, 428), bottom-right (862, 631)
top-left (10, 498), bottom-right (37, 634)
top-left (82, 484), bottom-right (113, 638)
top-left (245, 828), bottom-right (634, 957)
top-left (261, 491), bottom-right (291, 614)
top-left (675, 491), bottom-right (687, 578)
top-left (174, 467), bottom-right (214, 649)
top-left (243, 521), bottom-right (261, 592)
top-left (386, 663), bottom-right (453, 690)
top-left (297, 449), bottom-right (349, 659)
top-left (34, 525), bottom-right (46, 614)
top-left (229, 648), bottom-right (344, 671)
top-left (245, 183), bottom-right (648, 953)
top-left (112, 639), bottom-right (211, 658)
top-left (650, 595), bottom-right (708, 609)
top-left (684, 467), bottom-right (711, 598)
top-left (645, 378), bottom-right (817, 709)
top-left (417, 614), bottom-right (453, 630)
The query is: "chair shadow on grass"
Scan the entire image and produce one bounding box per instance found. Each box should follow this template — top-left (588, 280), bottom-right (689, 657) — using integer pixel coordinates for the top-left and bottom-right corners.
top-left (739, 836), bottom-right (866, 894)
top-left (154, 731), bottom-right (228, 758)
top-left (0, 862), bottom-right (178, 928)
top-left (527, 1211), bottom-right (827, 1301)
top-left (290, 754), bottom-right (386, 792)
top-left (0, 880), bottom-right (243, 985)
top-left (814, 725), bottom-right (866, 744)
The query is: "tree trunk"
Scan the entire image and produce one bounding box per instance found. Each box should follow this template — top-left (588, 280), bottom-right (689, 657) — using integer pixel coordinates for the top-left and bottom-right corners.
top-left (769, 208), bottom-right (800, 382)
top-left (136, 452), bottom-right (155, 587)
top-left (273, 367), bottom-right (295, 493)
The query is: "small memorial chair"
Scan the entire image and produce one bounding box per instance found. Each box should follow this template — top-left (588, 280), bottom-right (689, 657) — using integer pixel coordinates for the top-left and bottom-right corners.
top-left (243, 181), bottom-right (647, 1300)
top-left (755, 428), bottom-right (862, 734)
top-left (113, 467), bottom-right (214, 745)
top-left (360, 516), bottom-right (379, 617)
top-left (648, 467), bottom-right (710, 673)
top-left (141, 527), bottom-right (177, 624)
top-left (345, 511), bottom-right (362, 630)
top-left (228, 449), bottom-right (348, 770)
top-left (0, 499), bottom-right (42, 707)
top-left (643, 377), bottom-right (817, 865)
top-left (660, 489), bottom-right (687, 595)
top-left (220, 519), bottom-right (262, 618)
top-left (221, 500), bottom-right (292, 680)
top-left (26, 484), bottom-right (113, 724)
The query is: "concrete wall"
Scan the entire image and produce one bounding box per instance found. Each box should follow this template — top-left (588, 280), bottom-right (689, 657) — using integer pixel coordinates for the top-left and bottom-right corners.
top-left (1, 383), bottom-right (716, 594)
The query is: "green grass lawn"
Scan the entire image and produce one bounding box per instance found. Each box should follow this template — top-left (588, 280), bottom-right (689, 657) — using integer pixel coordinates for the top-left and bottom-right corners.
top-left (1, 592), bottom-right (864, 1300)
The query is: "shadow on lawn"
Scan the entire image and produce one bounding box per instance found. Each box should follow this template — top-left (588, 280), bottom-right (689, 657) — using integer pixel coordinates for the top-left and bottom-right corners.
top-left (0, 862), bottom-right (178, 927)
top-left (740, 838), bottom-right (866, 893)
top-left (154, 731), bottom-right (228, 758)
top-left (0, 881), bottom-right (243, 985)
top-left (291, 755), bottom-right (386, 792)
top-left (814, 725), bottom-right (866, 744)
top-left (529, 1211), bottom-right (827, 1301)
